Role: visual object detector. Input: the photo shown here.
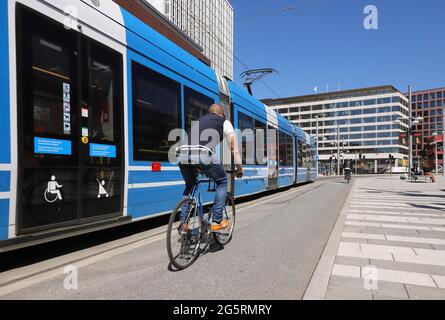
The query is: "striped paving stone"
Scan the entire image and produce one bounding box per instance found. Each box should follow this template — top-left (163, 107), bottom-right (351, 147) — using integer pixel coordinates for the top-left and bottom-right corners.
top-left (324, 176), bottom-right (445, 300)
top-left (346, 214), bottom-right (445, 226)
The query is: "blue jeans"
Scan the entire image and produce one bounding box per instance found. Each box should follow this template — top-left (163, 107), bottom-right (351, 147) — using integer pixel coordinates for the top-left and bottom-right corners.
top-left (179, 162), bottom-right (228, 224)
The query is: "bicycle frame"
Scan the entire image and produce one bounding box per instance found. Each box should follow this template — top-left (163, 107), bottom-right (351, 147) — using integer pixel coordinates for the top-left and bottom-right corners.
top-left (188, 180), bottom-right (213, 230)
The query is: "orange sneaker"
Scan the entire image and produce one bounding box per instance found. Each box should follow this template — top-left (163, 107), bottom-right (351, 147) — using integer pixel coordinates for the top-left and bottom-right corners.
top-left (210, 219), bottom-right (229, 232)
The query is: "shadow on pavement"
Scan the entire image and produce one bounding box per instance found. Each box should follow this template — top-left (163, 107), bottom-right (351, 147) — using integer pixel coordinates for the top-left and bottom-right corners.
top-left (407, 203), bottom-right (445, 211)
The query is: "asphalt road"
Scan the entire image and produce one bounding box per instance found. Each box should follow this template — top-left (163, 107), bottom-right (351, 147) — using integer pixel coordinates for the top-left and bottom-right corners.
top-left (0, 177), bottom-right (352, 300)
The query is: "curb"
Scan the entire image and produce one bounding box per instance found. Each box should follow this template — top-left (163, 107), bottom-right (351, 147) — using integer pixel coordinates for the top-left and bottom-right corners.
top-left (302, 179), bottom-right (358, 300)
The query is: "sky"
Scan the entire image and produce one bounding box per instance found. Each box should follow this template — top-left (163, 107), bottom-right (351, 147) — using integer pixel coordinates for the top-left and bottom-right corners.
top-left (230, 0), bottom-right (445, 100)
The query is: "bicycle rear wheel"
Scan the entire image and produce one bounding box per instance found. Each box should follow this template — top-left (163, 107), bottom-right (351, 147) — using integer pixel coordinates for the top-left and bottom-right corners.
top-left (166, 198), bottom-right (202, 270)
top-left (213, 193), bottom-right (236, 247)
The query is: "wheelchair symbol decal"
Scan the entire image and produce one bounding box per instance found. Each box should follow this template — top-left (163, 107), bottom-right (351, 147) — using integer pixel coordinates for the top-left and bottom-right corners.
top-left (44, 176), bottom-right (63, 203)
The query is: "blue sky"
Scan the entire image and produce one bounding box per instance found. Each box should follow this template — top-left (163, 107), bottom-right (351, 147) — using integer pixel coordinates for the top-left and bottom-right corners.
top-left (230, 0), bottom-right (445, 99)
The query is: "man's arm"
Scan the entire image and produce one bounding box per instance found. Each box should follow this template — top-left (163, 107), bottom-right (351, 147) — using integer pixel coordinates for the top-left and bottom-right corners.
top-left (229, 133), bottom-right (243, 178)
top-left (224, 120), bottom-right (243, 178)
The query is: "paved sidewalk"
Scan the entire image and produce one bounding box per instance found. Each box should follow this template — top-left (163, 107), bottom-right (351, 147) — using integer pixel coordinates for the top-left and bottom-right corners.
top-left (306, 175), bottom-right (445, 300)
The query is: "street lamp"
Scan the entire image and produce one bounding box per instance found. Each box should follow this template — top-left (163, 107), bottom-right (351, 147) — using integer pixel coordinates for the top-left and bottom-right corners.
top-left (330, 141), bottom-right (335, 176)
top-left (315, 116), bottom-right (319, 175)
top-left (393, 108), bottom-right (423, 172)
top-left (397, 114), bottom-right (423, 168)
top-left (321, 136), bottom-right (327, 175)
top-left (337, 124), bottom-right (341, 176)
top-left (442, 103), bottom-right (445, 177)
top-left (432, 132), bottom-right (439, 174)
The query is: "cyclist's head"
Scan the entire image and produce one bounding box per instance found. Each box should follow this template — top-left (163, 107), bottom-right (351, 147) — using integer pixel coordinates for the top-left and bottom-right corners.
top-left (209, 104), bottom-right (225, 119)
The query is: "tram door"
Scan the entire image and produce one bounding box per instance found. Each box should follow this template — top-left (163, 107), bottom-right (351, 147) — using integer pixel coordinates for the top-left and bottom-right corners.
top-left (16, 5), bottom-right (124, 233)
top-left (267, 126), bottom-right (279, 190)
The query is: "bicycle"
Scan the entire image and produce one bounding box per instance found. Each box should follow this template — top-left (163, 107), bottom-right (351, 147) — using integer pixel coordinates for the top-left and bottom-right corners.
top-left (344, 169), bottom-right (352, 184)
top-left (166, 173), bottom-right (236, 270)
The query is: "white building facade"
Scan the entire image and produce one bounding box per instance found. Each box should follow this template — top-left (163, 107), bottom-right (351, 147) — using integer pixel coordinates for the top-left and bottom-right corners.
top-left (263, 86), bottom-right (410, 174)
top-left (144, 0), bottom-right (234, 79)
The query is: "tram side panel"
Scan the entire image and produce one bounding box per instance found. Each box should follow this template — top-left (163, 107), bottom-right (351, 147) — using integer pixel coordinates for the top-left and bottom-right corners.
top-left (0, 0), bottom-right (12, 241)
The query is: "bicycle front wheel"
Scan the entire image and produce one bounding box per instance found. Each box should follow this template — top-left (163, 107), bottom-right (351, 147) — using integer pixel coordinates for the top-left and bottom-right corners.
top-left (213, 193), bottom-right (236, 247)
top-left (166, 198), bottom-right (202, 270)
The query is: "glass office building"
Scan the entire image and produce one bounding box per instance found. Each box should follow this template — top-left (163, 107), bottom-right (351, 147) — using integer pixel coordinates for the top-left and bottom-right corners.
top-left (263, 86), bottom-right (410, 174)
top-left (144, 0), bottom-right (234, 79)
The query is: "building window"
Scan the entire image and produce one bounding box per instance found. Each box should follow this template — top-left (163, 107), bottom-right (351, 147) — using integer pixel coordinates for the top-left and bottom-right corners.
top-left (364, 99), bottom-right (377, 106)
top-left (132, 62), bottom-right (181, 162)
top-left (377, 98), bottom-right (391, 104)
top-left (363, 108), bottom-right (376, 114)
top-left (350, 100), bottom-right (363, 107)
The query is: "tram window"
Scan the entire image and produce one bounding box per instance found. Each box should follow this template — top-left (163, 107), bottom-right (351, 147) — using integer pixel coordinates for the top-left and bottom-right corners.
top-left (297, 140), bottom-right (304, 168)
top-left (132, 62), bottom-right (181, 162)
top-left (87, 44), bottom-right (122, 143)
top-left (184, 86), bottom-right (214, 133)
top-left (254, 120), bottom-right (267, 165)
top-left (306, 145), bottom-right (313, 169)
top-left (286, 135), bottom-right (293, 167)
top-left (279, 131), bottom-right (287, 167)
top-left (238, 112), bottom-right (255, 165)
top-left (32, 34), bottom-right (71, 137)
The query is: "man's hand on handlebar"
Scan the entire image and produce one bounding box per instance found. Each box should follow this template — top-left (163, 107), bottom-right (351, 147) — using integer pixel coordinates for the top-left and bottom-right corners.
top-left (235, 165), bottom-right (244, 179)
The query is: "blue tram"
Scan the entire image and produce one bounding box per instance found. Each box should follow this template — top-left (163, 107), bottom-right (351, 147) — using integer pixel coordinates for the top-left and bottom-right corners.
top-left (0, 0), bottom-right (317, 251)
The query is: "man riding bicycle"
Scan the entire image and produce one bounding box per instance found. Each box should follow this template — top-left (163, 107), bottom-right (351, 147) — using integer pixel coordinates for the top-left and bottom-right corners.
top-left (177, 104), bottom-right (243, 232)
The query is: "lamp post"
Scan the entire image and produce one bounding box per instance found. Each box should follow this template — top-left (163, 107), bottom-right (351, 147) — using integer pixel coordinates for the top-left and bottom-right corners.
top-left (393, 111), bottom-right (423, 172)
top-left (322, 136), bottom-right (327, 175)
top-left (433, 132), bottom-right (439, 174)
top-left (409, 85), bottom-right (413, 171)
top-left (315, 116), bottom-right (319, 175)
top-left (442, 106), bottom-right (445, 177)
top-left (337, 124), bottom-right (341, 176)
